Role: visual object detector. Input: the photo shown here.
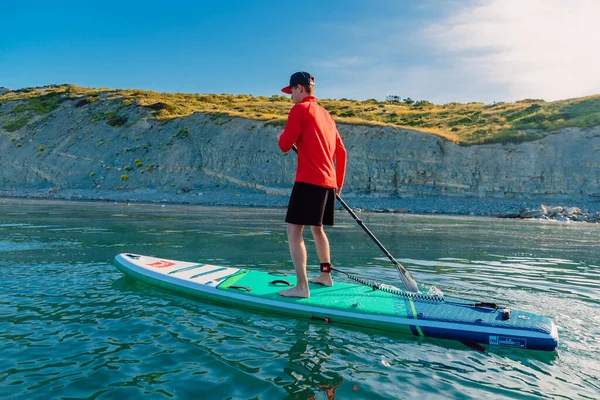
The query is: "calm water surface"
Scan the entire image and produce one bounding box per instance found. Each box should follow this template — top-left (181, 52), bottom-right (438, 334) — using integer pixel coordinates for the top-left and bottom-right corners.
top-left (0, 199), bottom-right (598, 399)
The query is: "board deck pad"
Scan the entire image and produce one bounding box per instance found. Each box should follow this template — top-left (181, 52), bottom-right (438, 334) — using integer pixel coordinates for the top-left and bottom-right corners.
top-left (114, 253), bottom-right (558, 351)
top-left (220, 271), bottom-right (410, 317)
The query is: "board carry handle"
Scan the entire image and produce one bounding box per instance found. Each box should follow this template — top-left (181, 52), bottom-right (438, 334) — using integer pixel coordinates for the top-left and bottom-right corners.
top-left (228, 285), bottom-right (252, 292)
top-left (269, 280), bottom-right (293, 286)
top-left (268, 271), bottom-right (288, 276)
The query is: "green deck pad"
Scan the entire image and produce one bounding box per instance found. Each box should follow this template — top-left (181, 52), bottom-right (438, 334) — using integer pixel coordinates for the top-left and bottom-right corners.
top-left (218, 270), bottom-right (410, 318)
top-left (218, 269), bottom-right (250, 287)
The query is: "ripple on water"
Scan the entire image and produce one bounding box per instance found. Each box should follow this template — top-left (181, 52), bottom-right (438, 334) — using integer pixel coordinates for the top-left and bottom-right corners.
top-left (0, 240), bottom-right (80, 253)
top-left (0, 202), bottom-right (599, 399)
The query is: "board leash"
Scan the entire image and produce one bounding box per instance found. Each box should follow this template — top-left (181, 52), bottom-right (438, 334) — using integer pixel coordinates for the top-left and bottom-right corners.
top-left (332, 267), bottom-right (502, 309)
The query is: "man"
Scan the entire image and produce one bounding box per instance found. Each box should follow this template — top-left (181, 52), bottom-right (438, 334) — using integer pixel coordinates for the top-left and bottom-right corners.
top-left (278, 71), bottom-right (347, 298)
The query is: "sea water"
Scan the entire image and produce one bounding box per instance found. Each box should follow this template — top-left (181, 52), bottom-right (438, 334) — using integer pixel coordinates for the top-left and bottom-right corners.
top-left (0, 199), bottom-right (598, 399)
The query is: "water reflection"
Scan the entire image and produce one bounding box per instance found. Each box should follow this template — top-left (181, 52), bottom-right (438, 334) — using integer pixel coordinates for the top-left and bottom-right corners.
top-left (279, 326), bottom-right (344, 400)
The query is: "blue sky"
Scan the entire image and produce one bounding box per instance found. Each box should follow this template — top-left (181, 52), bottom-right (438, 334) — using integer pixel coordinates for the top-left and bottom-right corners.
top-left (1, 0), bottom-right (599, 103)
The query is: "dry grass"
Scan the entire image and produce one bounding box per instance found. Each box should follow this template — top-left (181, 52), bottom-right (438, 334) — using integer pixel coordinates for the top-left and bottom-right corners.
top-left (2, 84), bottom-right (600, 145)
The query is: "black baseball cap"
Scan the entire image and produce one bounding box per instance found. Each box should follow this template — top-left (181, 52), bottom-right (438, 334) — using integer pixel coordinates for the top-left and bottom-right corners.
top-left (281, 71), bottom-right (314, 94)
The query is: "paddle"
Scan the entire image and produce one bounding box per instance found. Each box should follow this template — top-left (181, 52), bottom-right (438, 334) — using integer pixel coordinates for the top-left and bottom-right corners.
top-left (290, 145), bottom-right (420, 293)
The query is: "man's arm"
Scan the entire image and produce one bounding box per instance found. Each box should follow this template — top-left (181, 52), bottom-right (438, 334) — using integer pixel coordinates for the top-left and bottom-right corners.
top-left (335, 132), bottom-right (347, 193)
top-left (278, 105), bottom-right (302, 152)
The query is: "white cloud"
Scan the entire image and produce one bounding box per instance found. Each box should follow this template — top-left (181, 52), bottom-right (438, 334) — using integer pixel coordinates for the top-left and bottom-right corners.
top-left (311, 19), bottom-right (436, 101)
top-left (313, 0), bottom-right (600, 103)
top-left (426, 0), bottom-right (600, 101)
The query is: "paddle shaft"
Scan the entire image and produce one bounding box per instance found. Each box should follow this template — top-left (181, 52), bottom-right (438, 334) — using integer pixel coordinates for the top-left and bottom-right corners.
top-left (334, 193), bottom-right (409, 274)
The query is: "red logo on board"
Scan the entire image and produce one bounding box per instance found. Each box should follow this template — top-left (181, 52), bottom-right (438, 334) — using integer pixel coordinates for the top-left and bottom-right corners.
top-left (147, 260), bottom-right (175, 268)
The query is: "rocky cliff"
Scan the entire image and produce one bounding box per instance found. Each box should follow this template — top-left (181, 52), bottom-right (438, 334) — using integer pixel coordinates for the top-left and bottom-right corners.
top-left (1, 91), bottom-right (599, 212)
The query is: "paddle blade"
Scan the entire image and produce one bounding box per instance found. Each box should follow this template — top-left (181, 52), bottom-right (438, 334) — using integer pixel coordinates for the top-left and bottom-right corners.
top-left (397, 264), bottom-right (420, 293)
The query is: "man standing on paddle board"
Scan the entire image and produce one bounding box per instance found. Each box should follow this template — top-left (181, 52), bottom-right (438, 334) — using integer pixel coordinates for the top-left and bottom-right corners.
top-left (278, 71), bottom-right (347, 298)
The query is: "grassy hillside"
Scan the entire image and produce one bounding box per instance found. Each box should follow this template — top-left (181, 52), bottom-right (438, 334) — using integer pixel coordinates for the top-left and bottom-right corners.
top-left (1, 84), bottom-right (600, 145)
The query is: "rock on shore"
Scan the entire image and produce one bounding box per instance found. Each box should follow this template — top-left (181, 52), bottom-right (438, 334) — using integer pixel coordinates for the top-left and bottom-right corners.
top-left (497, 204), bottom-right (600, 223)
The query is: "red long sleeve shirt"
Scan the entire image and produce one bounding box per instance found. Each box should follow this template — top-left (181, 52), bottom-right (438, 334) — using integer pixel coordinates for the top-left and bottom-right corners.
top-left (278, 96), bottom-right (347, 189)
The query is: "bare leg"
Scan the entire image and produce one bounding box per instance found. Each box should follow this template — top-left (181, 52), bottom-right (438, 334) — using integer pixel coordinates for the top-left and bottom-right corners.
top-left (309, 225), bottom-right (333, 287)
top-left (279, 223), bottom-right (310, 298)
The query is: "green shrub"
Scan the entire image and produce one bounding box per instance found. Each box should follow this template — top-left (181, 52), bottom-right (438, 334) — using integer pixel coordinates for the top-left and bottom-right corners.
top-left (75, 96), bottom-right (98, 108)
top-left (414, 100), bottom-right (432, 107)
top-left (12, 93), bottom-right (62, 114)
top-left (107, 115), bottom-right (128, 127)
top-left (143, 102), bottom-right (176, 113)
top-left (91, 114), bottom-right (105, 122)
top-left (174, 127), bottom-right (189, 139)
top-left (3, 115), bottom-right (30, 131)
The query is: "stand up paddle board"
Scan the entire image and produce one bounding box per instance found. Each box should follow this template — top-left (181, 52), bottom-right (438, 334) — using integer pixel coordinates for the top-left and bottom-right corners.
top-left (114, 253), bottom-right (558, 351)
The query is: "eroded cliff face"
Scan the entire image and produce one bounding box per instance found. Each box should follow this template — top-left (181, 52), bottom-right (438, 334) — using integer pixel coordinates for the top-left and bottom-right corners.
top-left (1, 96), bottom-right (599, 202)
top-left (341, 125), bottom-right (600, 200)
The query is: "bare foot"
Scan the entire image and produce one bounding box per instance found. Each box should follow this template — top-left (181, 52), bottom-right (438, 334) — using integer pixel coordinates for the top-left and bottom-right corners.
top-left (309, 273), bottom-right (333, 287)
top-left (278, 286), bottom-right (310, 298)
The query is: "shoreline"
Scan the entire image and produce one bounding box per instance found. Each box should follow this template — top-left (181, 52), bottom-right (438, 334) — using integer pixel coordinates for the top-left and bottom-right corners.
top-left (2, 187), bottom-right (599, 221)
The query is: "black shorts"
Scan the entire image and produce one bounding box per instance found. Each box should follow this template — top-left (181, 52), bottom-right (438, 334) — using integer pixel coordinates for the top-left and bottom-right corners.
top-left (285, 182), bottom-right (336, 226)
